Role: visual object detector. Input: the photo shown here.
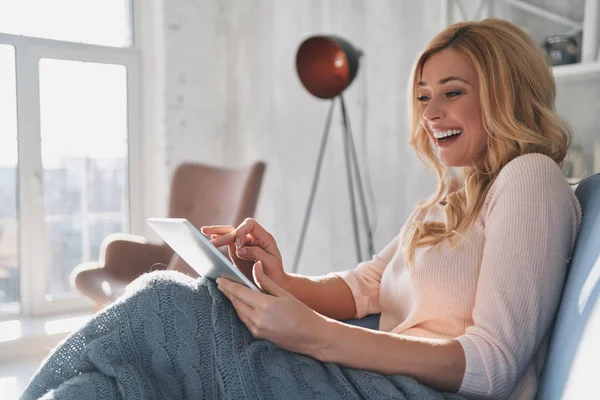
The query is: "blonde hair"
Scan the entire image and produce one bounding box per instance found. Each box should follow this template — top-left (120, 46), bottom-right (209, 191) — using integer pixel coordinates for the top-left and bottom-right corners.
top-left (402, 18), bottom-right (571, 267)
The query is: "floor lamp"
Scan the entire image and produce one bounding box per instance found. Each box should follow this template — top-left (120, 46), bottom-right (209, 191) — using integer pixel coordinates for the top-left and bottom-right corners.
top-left (291, 35), bottom-right (374, 274)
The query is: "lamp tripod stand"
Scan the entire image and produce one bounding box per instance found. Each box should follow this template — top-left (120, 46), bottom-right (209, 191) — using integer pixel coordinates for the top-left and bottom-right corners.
top-left (292, 35), bottom-right (374, 273)
top-left (291, 95), bottom-right (374, 273)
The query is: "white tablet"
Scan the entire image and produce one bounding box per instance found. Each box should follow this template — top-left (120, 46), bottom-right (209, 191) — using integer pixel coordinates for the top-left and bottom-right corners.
top-left (146, 217), bottom-right (260, 291)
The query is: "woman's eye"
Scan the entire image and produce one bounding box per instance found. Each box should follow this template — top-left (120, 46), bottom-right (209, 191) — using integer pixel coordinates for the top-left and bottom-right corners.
top-left (446, 91), bottom-right (462, 98)
top-left (417, 95), bottom-right (430, 102)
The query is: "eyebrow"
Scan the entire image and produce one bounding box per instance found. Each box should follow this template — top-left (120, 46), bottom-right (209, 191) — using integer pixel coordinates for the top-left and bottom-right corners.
top-left (418, 76), bottom-right (471, 86)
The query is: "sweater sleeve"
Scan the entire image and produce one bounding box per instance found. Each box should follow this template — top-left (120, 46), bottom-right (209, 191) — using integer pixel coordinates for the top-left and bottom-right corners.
top-left (456, 154), bottom-right (581, 399)
top-left (334, 234), bottom-right (401, 318)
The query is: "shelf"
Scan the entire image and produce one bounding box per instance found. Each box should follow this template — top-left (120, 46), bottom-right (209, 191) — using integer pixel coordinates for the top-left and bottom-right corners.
top-left (553, 61), bottom-right (600, 82)
top-left (442, 1), bottom-right (599, 83)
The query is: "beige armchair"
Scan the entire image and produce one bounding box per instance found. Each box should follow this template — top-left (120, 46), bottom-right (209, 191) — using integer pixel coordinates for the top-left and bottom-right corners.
top-left (71, 161), bottom-right (266, 309)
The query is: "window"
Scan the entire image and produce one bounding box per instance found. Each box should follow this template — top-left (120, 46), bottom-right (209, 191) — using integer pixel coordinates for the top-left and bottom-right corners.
top-left (0, 45), bottom-right (19, 314)
top-left (0, 0), bottom-right (131, 47)
top-left (0, 1), bottom-right (140, 317)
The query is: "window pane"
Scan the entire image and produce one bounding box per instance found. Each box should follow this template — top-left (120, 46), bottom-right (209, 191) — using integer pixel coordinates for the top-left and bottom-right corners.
top-left (0, 0), bottom-right (131, 47)
top-left (0, 44), bottom-right (20, 315)
top-left (89, 218), bottom-right (127, 261)
top-left (44, 160), bottom-right (83, 215)
top-left (39, 58), bottom-right (129, 297)
top-left (88, 158), bottom-right (128, 214)
top-left (45, 219), bottom-right (82, 295)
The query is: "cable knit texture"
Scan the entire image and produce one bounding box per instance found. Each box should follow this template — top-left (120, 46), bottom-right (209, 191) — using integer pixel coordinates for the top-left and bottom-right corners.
top-left (22, 271), bottom-right (464, 400)
top-left (337, 153), bottom-right (582, 399)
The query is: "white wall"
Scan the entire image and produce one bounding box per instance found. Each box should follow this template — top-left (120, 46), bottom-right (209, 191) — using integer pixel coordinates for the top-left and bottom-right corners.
top-left (142, 0), bottom-right (598, 275)
top-left (152, 0), bottom-right (442, 275)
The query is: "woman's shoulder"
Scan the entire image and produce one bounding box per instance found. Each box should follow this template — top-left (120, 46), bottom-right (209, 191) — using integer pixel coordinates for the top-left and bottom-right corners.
top-left (496, 152), bottom-right (563, 182)
top-left (489, 153), bottom-right (568, 195)
top-left (485, 153), bottom-right (580, 217)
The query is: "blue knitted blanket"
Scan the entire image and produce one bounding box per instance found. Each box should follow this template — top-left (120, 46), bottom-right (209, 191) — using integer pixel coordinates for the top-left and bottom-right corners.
top-left (22, 272), bottom-right (463, 399)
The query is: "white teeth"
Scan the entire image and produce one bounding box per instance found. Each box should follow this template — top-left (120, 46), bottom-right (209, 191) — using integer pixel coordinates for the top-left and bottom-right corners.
top-left (432, 129), bottom-right (462, 139)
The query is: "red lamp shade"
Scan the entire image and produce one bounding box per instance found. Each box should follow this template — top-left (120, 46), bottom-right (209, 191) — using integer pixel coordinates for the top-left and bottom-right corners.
top-left (296, 35), bottom-right (362, 100)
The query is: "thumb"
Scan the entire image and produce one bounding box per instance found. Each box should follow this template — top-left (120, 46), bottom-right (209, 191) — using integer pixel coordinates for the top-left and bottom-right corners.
top-left (253, 261), bottom-right (287, 296)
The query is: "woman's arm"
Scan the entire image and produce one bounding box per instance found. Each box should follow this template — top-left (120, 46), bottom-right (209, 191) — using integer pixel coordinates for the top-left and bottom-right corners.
top-left (283, 274), bottom-right (356, 321)
top-left (205, 218), bottom-right (398, 321)
top-left (286, 234), bottom-right (402, 320)
top-left (316, 322), bottom-right (466, 392)
top-left (451, 155), bottom-right (581, 398)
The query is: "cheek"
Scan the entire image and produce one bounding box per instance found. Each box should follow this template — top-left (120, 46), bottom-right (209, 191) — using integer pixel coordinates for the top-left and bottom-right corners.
top-left (459, 103), bottom-right (485, 141)
top-left (459, 101), bottom-right (481, 126)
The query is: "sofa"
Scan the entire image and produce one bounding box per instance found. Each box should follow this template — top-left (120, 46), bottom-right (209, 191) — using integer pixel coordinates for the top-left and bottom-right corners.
top-left (537, 173), bottom-right (599, 398)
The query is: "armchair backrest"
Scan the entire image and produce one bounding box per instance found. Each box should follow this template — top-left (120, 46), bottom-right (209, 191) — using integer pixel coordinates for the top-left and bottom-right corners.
top-left (168, 161), bottom-right (266, 228)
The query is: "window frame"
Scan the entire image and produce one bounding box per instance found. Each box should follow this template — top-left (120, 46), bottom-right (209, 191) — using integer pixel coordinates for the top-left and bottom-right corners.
top-left (0, 0), bottom-right (143, 317)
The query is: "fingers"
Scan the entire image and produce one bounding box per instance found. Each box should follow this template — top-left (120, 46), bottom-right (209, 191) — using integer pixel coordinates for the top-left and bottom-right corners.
top-left (201, 225), bottom-right (234, 235)
top-left (253, 261), bottom-right (287, 296)
top-left (232, 219), bottom-right (281, 259)
top-left (219, 281), bottom-right (257, 331)
top-left (234, 245), bottom-right (277, 266)
top-left (203, 220), bottom-right (280, 261)
top-left (226, 291), bottom-right (254, 319)
top-left (209, 231), bottom-right (256, 248)
top-left (217, 277), bottom-right (264, 306)
top-left (223, 244), bottom-right (253, 282)
top-left (202, 225), bottom-right (236, 247)
top-left (202, 225), bottom-right (255, 247)
top-left (211, 233), bottom-right (255, 245)
top-left (227, 243), bottom-right (238, 260)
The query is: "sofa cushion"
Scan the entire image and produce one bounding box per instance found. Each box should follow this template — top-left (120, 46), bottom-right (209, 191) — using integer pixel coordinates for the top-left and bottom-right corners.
top-left (537, 174), bottom-right (600, 399)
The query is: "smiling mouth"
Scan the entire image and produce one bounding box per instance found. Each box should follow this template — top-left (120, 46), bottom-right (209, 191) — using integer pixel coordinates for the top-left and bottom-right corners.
top-left (438, 133), bottom-right (462, 142)
top-left (430, 129), bottom-right (463, 147)
top-left (432, 129), bottom-right (463, 141)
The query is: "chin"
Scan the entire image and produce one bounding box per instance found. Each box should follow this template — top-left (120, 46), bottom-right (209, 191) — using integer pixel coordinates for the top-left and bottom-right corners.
top-left (437, 154), bottom-right (466, 168)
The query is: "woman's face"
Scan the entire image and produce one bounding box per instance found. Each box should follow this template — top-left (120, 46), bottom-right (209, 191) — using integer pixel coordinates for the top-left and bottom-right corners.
top-left (418, 48), bottom-right (487, 167)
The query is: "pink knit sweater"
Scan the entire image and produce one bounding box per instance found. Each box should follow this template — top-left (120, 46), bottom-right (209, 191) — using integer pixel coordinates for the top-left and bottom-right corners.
top-left (337, 153), bottom-right (581, 399)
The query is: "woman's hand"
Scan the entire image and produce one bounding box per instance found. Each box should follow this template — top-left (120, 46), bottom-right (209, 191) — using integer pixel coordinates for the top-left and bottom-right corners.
top-left (217, 260), bottom-right (330, 358)
top-left (201, 218), bottom-right (288, 289)
top-left (200, 224), bottom-right (255, 281)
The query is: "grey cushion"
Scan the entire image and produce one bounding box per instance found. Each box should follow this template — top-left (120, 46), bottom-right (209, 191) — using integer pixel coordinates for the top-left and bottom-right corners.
top-left (538, 174), bottom-right (600, 399)
top-left (342, 313), bottom-right (380, 330)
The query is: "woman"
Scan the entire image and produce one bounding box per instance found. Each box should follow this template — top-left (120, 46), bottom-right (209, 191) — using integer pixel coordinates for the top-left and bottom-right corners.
top-left (24, 18), bottom-right (581, 400)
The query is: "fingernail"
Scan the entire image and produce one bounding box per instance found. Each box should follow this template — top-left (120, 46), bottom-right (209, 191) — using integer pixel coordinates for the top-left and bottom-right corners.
top-left (235, 238), bottom-right (241, 248)
top-left (237, 247), bottom-right (247, 255)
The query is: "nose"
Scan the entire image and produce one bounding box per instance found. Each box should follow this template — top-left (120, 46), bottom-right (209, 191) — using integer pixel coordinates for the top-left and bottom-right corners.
top-left (422, 98), bottom-right (445, 122)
